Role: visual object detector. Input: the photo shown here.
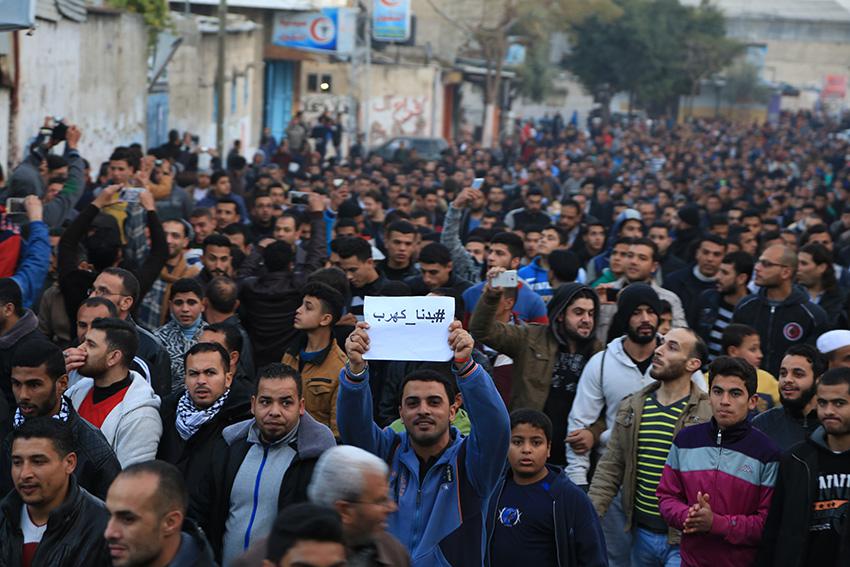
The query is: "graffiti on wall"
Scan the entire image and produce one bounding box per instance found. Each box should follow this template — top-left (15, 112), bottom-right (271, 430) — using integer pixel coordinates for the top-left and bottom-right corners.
top-left (368, 95), bottom-right (430, 145)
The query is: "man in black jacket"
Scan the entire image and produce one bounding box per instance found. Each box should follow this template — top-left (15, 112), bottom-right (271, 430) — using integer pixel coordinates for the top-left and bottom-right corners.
top-left (0, 418), bottom-right (110, 566)
top-left (733, 244), bottom-right (828, 376)
top-left (239, 193), bottom-right (326, 366)
top-left (757, 367), bottom-right (850, 567)
top-left (189, 362), bottom-right (336, 564)
top-left (105, 460), bottom-right (217, 567)
top-left (157, 342), bottom-right (252, 488)
top-left (663, 234), bottom-right (727, 328)
top-left (753, 344), bottom-right (824, 452)
top-left (0, 340), bottom-right (120, 499)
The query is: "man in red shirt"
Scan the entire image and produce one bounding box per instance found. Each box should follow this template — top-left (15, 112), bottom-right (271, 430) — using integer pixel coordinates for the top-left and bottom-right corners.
top-left (64, 317), bottom-right (162, 467)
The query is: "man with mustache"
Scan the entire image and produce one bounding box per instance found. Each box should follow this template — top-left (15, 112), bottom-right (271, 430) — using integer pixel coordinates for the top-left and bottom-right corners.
top-left (188, 362), bottom-right (336, 565)
top-left (757, 367), bottom-right (850, 566)
top-left (566, 284), bottom-right (707, 566)
top-left (469, 268), bottom-right (602, 465)
top-left (0, 340), bottom-right (120, 500)
top-left (753, 344), bottom-right (825, 452)
top-left (0, 419), bottom-right (111, 566)
top-left (589, 327), bottom-right (712, 565)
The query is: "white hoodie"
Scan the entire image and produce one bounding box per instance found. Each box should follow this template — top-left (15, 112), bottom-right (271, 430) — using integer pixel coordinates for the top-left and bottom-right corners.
top-left (66, 370), bottom-right (162, 468)
top-left (565, 337), bottom-right (706, 485)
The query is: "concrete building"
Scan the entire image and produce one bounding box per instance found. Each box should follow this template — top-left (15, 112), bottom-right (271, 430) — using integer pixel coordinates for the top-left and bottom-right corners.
top-left (0, 3), bottom-right (148, 170)
top-left (682, 0), bottom-right (850, 111)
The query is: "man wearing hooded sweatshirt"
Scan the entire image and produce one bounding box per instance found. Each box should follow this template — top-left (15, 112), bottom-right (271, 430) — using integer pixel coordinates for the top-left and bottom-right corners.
top-left (757, 367), bottom-right (850, 567)
top-left (0, 278), bottom-right (47, 409)
top-left (64, 317), bottom-right (162, 468)
top-left (732, 244), bottom-right (828, 376)
top-left (470, 271), bottom-right (602, 465)
top-left (565, 284), bottom-right (707, 567)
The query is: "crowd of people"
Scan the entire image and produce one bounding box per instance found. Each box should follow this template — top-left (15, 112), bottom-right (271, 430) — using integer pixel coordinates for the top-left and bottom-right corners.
top-left (0, 110), bottom-right (849, 566)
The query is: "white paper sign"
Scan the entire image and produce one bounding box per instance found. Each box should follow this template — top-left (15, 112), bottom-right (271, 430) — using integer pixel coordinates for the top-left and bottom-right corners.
top-left (363, 296), bottom-right (454, 361)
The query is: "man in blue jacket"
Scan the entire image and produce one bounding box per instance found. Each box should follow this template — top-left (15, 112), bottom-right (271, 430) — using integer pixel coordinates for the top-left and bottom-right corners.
top-left (338, 319), bottom-right (511, 567)
top-left (487, 409), bottom-right (607, 567)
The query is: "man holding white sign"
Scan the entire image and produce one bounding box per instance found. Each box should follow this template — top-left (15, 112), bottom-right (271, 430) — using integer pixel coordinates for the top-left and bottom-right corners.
top-left (337, 316), bottom-right (510, 567)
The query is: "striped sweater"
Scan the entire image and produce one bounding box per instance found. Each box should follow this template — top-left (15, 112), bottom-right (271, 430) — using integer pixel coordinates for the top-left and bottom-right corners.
top-left (656, 418), bottom-right (780, 567)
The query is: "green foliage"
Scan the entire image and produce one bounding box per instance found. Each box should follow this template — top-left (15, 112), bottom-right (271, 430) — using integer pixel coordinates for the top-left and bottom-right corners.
top-left (564, 0), bottom-right (743, 117)
top-left (722, 61), bottom-right (772, 104)
top-left (107, 0), bottom-right (171, 34)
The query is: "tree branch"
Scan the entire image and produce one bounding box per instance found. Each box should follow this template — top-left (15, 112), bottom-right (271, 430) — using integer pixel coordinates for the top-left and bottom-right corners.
top-left (425, 0), bottom-right (475, 35)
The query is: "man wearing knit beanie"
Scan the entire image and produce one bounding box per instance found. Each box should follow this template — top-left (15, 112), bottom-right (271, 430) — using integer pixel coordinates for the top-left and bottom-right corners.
top-left (566, 283), bottom-right (706, 565)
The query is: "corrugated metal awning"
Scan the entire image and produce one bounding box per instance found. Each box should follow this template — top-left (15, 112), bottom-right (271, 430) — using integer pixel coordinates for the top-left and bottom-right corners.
top-left (56, 0), bottom-right (86, 22)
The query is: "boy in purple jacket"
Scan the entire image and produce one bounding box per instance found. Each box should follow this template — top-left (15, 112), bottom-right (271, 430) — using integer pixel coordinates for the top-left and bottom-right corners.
top-left (657, 356), bottom-right (780, 567)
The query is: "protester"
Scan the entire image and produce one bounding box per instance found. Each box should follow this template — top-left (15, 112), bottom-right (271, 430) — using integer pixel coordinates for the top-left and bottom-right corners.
top-left (338, 320), bottom-right (511, 567)
top-left (190, 362), bottom-right (336, 565)
top-left (0, 278), bottom-right (48, 408)
top-left (153, 278), bottom-right (208, 393)
top-left (732, 244), bottom-right (828, 376)
top-left (308, 445), bottom-right (410, 566)
top-left (64, 317), bottom-right (163, 467)
top-left (488, 409), bottom-right (607, 567)
top-left (589, 328), bottom-right (711, 565)
top-left (0, 340), bottom-right (120, 500)
top-left (0, 418), bottom-right (111, 566)
top-left (157, 342), bottom-right (252, 488)
top-left (470, 270), bottom-right (601, 465)
top-left (105, 460), bottom-right (216, 567)
top-left (695, 251), bottom-right (754, 360)
top-left (719, 323), bottom-right (780, 413)
top-left (263, 503), bottom-right (347, 567)
top-left (817, 329), bottom-right (850, 369)
top-left (281, 281), bottom-right (346, 436)
top-left (657, 356), bottom-right (781, 567)
top-left (757, 367), bottom-right (850, 567)
top-left (753, 344), bottom-right (825, 451)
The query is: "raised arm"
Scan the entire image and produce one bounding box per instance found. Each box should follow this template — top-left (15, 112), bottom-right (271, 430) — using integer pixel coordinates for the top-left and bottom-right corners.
top-left (441, 189), bottom-right (480, 283)
top-left (448, 321), bottom-right (511, 496)
top-left (336, 322), bottom-right (401, 458)
top-left (11, 196), bottom-right (50, 309)
top-left (468, 267), bottom-right (529, 359)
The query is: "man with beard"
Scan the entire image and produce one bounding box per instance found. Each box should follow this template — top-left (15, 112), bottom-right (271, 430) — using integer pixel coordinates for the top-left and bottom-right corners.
top-left (566, 284), bottom-right (707, 567)
top-left (196, 234), bottom-right (233, 285)
top-left (753, 344), bottom-right (825, 452)
top-left (732, 244), bottom-right (827, 376)
top-left (0, 340), bottom-right (120, 499)
top-left (757, 367), bottom-right (850, 567)
top-left (470, 269), bottom-right (601, 465)
top-left (694, 251), bottom-right (753, 360)
top-left (589, 328), bottom-right (712, 565)
top-left (64, 317), bottom-right (162, 467)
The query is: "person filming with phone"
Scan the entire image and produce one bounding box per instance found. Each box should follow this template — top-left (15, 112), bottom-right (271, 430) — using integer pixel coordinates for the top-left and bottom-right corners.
top-left (469, 265), bottom-right (602, 465)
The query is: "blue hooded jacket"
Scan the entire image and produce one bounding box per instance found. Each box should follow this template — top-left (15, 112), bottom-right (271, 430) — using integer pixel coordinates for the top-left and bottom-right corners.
top-left (337, 361), bottom-right (511, 567)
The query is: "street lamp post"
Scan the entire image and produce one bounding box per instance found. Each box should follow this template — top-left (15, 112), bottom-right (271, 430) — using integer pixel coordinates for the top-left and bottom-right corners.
top-left (216, 0), bottom-right (227, 158)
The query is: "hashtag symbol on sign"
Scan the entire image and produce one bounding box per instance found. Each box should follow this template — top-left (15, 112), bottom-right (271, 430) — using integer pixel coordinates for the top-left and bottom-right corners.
top-left (432, 309), bottom-right (445, 323)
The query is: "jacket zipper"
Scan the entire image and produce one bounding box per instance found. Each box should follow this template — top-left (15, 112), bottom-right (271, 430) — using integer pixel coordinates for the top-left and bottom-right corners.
top-left (411, 486), bottom-right (423, 551)
top-left (767, 305), bottom-right (776, 362)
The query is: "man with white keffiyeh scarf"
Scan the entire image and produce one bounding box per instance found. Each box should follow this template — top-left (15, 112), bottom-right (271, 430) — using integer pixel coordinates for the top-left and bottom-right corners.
top-left (0, 339), bottom-right (121, 500)
top-left (156, 341), bottom-right (252, 491)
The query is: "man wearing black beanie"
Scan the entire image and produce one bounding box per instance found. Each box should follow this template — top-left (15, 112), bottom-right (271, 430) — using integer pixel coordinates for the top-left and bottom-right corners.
top-left (565, 283), bottom-right (707, 566)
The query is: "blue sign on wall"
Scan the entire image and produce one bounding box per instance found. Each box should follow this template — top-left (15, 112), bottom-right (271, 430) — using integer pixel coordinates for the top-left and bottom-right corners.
top-left (272, 8), bottom-right (354, 54)
top-left (372, 0), bottom-right (411, 42)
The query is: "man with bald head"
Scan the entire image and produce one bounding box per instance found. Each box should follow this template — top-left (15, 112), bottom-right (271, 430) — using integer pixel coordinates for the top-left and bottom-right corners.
top-left (733, 244), bottom-right (827, 376)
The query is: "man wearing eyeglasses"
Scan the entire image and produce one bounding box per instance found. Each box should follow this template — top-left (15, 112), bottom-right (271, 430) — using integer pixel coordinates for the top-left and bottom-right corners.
top-left (732, 244), bottom-right (827, 376)
top-left (64, 268), bottom-right (172, 397)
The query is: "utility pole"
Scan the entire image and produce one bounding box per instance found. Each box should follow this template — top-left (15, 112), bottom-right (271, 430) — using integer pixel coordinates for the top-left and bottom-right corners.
top-left (216, 0), bottom-right (227, 158)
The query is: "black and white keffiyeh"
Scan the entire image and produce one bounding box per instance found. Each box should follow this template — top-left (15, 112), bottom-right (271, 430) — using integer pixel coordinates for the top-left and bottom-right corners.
top-left (14, 396), bottom-right (71, 428)
top-left (175, 388), bottom-right (230, 441)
